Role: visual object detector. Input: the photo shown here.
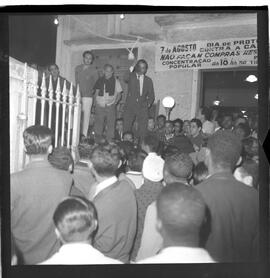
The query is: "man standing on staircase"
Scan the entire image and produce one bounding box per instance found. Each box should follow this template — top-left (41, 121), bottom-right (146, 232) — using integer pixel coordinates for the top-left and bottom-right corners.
top-left (75, 51), bottom-right (99, 138)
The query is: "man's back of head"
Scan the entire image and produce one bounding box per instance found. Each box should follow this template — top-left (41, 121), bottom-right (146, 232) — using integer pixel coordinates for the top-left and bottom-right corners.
top-left (156, 182), bottom-right (206, 246)
top-left (163, 152), bottom-right (193, 184)
top-left (89, 142), bottom-right (120, 178)
top-left (205, 130), bottom-right (242, 173)
top-left (141, 134), bottom-right (160, 154)
top-left (23, 125), bottom-right (53, 156)
top-left (53, 196), bottom-right (97, 244)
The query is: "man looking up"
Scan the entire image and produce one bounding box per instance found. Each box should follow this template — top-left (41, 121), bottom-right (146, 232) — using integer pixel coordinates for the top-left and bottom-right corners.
top-left (123, 59), bottom-right (155, 140)
top-left (75, 51), bottom-right (99, 137)
top-left (93, 64), bottom-right (123, 141)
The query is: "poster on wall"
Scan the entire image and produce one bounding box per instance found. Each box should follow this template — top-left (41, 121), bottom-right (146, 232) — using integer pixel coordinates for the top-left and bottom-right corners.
top-left (155, 37), bottom-right (257, 71)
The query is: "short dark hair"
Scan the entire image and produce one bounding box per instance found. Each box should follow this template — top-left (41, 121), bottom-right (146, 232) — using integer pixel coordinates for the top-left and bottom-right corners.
top-left (127, 150), bottom-right (147, 172)
top-left (135, 59), bottom-right (148, 71)
top-left (200, 107), bottom-right (211, 121)
top-left (207, 130), bottom-right (242, 170)
top-left (90, 142), bottom-right (120, 177)
top-left (53, 196), bottom-right (97, 243)
top-left (235, 123), bottom-right (251, 138)
top-left (162, 145), bottom-right (180, 160)
top-left (104, 63), bottom-right (114, 71)
top-left (142, 134), bottom-right (160, 153)
top-left (48, 63), bottom-right (59, 71)
top-left (116, 118), bottom-right (123, 123)
top-left (190, 118), bottom-right (202, 129)
top-left (173, 118), bottom-right (184, 127)
top-left (164, 152), bottom-right (193, 180)
top-left (157, 183), bottom-right (206, 239)
top-left (157, 114), bottom-right (166, 121)
top-left (78, 143), bottom-right (94, 160)
top-left (83, 50), bottom-right (94, 60)
top-left (123, 131), bottom-right (134, 140)
top-left (23, 125), bottom-right (52, 155)
top-left (192, 162), bottom-right (209, 186)
top-left (48, 147), bottom-right (74, 171)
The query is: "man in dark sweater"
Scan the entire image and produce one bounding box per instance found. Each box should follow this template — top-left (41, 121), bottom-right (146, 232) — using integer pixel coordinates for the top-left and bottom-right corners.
top-left (11, 125), bottom-right (73, 264)
top-left (196, 130), bottom-right (259, 262)
top-left (89, 142), bottom-right (137, 263)
top-left (130, 149), bottom-right (164, 261)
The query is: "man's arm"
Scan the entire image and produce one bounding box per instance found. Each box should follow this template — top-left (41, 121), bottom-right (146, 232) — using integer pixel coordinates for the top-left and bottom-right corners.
top-left (147, 78), bottom-right (155, 107)
top-left (135, 201), bottom-right (163, 262)
top-left (114, 79), bottom-right (123, 105)
top-left (75, 66), bottom-right (79, 86)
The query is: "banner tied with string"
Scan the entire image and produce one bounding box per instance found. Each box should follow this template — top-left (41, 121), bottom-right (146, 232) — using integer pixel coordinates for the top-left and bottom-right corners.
top-left (155, 37), bottom-right (257, 71)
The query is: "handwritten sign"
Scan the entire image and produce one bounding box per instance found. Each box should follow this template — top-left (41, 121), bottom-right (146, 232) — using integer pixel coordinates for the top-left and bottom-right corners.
top-left (155, 37), bottom-right (257, 71)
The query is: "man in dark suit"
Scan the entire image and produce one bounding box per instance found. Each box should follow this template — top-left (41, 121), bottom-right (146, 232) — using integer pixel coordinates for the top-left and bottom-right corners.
top-left (123, 59), bottom-right (155, 140)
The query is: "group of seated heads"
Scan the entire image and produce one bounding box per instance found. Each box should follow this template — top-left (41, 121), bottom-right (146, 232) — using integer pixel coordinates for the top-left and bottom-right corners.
top-left (23, 115), bottom-right (258, 190)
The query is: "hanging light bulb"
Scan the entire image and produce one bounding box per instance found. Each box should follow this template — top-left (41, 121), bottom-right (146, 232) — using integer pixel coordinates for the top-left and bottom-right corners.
top-left (245, 74), bottom-right (257, 82)
top-left (254, 93), bottom-right (258, 100)
top-left (54, 16), bottom-right (59, 25)
top-left (213, 96), bottom-right (221, 106)
top-left (120, 14), bottom-right (125, 20)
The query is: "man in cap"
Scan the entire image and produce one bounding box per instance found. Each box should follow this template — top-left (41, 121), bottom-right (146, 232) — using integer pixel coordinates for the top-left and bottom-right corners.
top-left (130, 149), bottom-right (164, 261)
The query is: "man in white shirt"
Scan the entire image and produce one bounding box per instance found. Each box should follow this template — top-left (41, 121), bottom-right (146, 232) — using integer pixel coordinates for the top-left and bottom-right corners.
top-left (137, 183), bottom-right (215, 264)
top-left (40, 196), bottom-right (122, 264)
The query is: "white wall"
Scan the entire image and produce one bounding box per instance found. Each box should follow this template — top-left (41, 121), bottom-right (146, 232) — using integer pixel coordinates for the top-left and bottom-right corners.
top-left (56, 14), bottom-right (258, 121)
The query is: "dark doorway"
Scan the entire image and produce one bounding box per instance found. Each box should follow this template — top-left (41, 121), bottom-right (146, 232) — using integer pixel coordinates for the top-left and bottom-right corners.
top-left (9, 15), bottom-right (57, 67)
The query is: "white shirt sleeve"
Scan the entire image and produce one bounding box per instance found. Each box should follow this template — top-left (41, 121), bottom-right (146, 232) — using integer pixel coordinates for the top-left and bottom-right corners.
top-left (115, 79), bottom-right (123, 94)
top-left (135, 201), bottom-right (163, 262)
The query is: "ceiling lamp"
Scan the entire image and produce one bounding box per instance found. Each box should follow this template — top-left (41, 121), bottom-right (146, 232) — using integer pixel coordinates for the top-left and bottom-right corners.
top-left (162, 96), bottom-right (175, 120)
top-left (241, 110), bottom-right (246, 114)
top-left (254, 93), bottom-right (258, 100)
top-left (120, 14), bottom-right (125, 20)
top-left (213, 96), bottom-right (221, 106)
top-left (162, 96), bottom-right (175, 109)
top-left (54, 16), bottom-right (59, 25)
top-left (245, 74), bottom-right (257, 82)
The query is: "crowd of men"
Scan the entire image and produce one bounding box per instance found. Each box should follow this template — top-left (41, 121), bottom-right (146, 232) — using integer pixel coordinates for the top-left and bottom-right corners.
top-left (10, 102), bottom-right (259, 264)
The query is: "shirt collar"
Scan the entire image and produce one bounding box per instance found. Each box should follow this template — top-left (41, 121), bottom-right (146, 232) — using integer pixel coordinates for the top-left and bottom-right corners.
top-left (126, 171), bottom-right (142, 175)
top-left (25, 159), bottom-right (51, 169)
top-left (136, 73), bottom-right (144, 79)
top-left (93, 176), bottom-right (117, 198)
